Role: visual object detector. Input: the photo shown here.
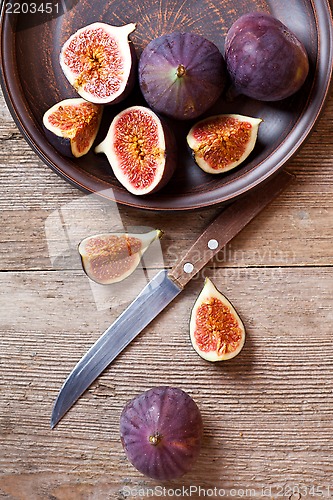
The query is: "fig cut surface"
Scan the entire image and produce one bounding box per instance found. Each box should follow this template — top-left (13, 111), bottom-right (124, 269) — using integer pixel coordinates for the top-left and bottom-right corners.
top-left (60, 22), bottom-right (136, 104)
top-left (187, 113), bottom-right (262, 174)
top-left (190, 278), bottom-right (245, 361)
top-left (78, 229), bottom-right (162, 284)
top-left (95, 106), bottom-right (177, 195)
top-left (43, 98), bottom-right (103, 158)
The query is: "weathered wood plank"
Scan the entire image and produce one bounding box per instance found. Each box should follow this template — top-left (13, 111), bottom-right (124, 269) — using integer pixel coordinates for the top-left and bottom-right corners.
top-left (0, 267), bottom-right (332, 497)
top-left (1, 195), bottom-right (332, 271)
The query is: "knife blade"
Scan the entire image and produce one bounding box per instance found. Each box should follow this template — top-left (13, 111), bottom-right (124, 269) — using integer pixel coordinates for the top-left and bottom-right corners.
top-left (51, 170), bottom-right (293, 428)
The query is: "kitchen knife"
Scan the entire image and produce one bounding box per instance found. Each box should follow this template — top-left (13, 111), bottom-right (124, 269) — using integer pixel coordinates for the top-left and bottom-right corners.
top-left (51, 170), bottom-right (293, 428)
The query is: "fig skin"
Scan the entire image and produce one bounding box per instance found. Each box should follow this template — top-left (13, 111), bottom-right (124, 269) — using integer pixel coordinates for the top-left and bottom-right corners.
top-left (139, 32), bottom-right (227, 120)
top-left (95, 106), bottom-right (177, 196)
top-left (60, 22), bottom-right (136, 105)
top-left (187, 113), bottom-right (262, 174)
top-left (78, 229), bottom-right (163, 285)
top-left (224, 12), bottom-right (309, 101)
top-left (43, 98), bottom-right (103, 158)
top-left (190, 278), bottom-right (246, 362)
top-left (119, 386), bottom-right (203, 480)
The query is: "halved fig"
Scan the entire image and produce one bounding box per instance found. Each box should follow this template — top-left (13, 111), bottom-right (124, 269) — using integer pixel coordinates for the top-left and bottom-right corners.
top-left (60, 22), bottom-right (136, 104)
top-left (187, 114), bottom-right (262, 174)
top-left (120, 386), bottom-right (203, 480)
top-left (78, 229), bottom-right (162, 284)
top-left (95, 106), bottom-right (177, 195)
top-left (139, 32), bottom-right (226, 120)
top-left (190, 278), bottom-right (245, 361)
top-left (43, 98), bottom-right (103, 157)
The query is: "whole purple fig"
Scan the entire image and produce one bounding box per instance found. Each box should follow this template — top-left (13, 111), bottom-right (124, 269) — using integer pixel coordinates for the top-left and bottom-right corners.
top-left (139, 32), bottom-right (226, 120)
top-left (119, 386), bottom-right (203, 480)
top-left (224, 12), bottom-right (309, 101)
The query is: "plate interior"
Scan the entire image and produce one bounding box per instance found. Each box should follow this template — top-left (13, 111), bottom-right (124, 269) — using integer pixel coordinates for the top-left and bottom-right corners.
top-left (1, 0), bottom-right (332, 209)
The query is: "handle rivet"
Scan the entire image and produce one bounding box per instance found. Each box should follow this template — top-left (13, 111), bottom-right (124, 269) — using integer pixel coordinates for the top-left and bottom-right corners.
top-left (183, 262), bottom-right (194, 274)
top-left (208, 239), bottom-right (219, 250)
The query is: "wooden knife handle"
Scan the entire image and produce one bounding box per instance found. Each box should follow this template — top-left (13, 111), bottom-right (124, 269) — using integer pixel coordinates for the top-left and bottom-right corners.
top-left (168, 170), bottom-right (294, 289)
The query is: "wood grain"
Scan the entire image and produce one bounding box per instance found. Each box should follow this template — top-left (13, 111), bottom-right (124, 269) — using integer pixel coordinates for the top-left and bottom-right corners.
top-left (1, 3), bottom-right (333, 497)
top-left (1, 267), bottom-right (333, 498)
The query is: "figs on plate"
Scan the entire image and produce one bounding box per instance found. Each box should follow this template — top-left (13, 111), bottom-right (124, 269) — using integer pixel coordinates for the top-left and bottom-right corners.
top-left (224, 12), bottom-right (309, 101)
top-left (43, 98), bottom-right (103, 157)
top-left (139, 32), bottom-right (227, 120)
top-left (60, 22), bottom-right (136, 104)
top-left (95, 105), bottom-right (177, 195)
top-left (187, 113), bottom-right (262, 174)
top-left (78, 229), bottom-right (162, 284)
top-left (120, 386), bottom-right (203, 480)
top-left (190, 278), bottom-right (245, 361)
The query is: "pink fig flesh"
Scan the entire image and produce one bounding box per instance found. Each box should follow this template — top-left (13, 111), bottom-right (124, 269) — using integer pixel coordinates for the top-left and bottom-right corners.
top-left (95, 106), bottom-right (177, 195)
top-left (43, 98), bottom-right (103, 157)
top-left (60, 22), bottom-right (136, 104)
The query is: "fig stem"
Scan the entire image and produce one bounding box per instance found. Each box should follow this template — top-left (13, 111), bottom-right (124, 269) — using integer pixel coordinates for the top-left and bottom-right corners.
top-left (176, 64), bottom-right (186, 78)
top-left (149, 433), bottom-right (162, 446)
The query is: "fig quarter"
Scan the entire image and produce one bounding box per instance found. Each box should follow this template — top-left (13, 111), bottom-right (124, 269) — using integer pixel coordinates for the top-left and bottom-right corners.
top-left (190, 278), bottom-right (246, 361)
top-left (78, 229), bottom-right (163, 284)
top-left (43, 98), bottom-right (103, 158)
top-left (187, 114), bottom-right (262, 174)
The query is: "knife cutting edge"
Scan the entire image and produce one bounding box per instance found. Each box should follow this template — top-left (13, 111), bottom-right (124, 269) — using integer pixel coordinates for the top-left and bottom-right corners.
top-left (51, 170), bottom-right (293, 428)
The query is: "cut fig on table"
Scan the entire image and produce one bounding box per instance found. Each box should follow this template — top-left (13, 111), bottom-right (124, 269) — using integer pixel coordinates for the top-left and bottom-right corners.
top-left (78, 229), bottom-right (162, 285)
top-left (190, 278), bottom-right (246, 361)
top-left (43, 98), bottom-right (103, 158)
top-left (187, 114), bottom-right (262, 174)
top-left (60, 22), bottom-right (136, 105)
top-left (95, 106), bottom-right (177, 195)
top-left (138, 31), bottom-right (227, 120)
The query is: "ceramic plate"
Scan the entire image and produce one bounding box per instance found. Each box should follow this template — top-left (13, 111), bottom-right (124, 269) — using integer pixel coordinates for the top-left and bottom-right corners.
top-left (1, 0), bottom-right (332, 210)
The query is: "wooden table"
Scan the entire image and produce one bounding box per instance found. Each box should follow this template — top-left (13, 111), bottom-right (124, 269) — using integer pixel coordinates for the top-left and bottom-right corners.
top-left (1, 67), bottom-right (333, 500)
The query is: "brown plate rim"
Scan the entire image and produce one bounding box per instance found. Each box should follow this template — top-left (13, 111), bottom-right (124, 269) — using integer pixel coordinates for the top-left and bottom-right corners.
top-left (1, 0), bottom-right (333, 211)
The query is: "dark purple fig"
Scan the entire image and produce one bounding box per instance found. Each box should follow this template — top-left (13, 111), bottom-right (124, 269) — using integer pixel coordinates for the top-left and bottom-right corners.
top-left (60, 22), bottom-right (136, 104)
top-left (224, 12), bottom-right (309, 101)
top-left (139, 32), bottom-right (226, 120)
top-left (119, 386), bottom-right (203, 480)
top-left (95, 106), bottom-right (177, 195)
top-left (187, 113), bottom-right (262, 174)
top-left (43, 98), bottom-right (103, 157)
top-left (78, 229), bottom-right (162, 284)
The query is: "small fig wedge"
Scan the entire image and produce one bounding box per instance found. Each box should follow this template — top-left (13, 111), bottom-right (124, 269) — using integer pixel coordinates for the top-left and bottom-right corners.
top-left (78, 229), bottom-right (162, 284)
top-left (139, 31), bottom-right (226, 120)
top-left (190, 278), bottom-right (245, 361)
top-left (60, 22), bottom-right (136, 104)
top-left (187, 114), bottom-right (262, 174)
top-left (43, 98), bottom-right (103, 158)
top-left (120, 386), bottom-right (203, 480)
top-left (95, 106), bottom-right (177, 195)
